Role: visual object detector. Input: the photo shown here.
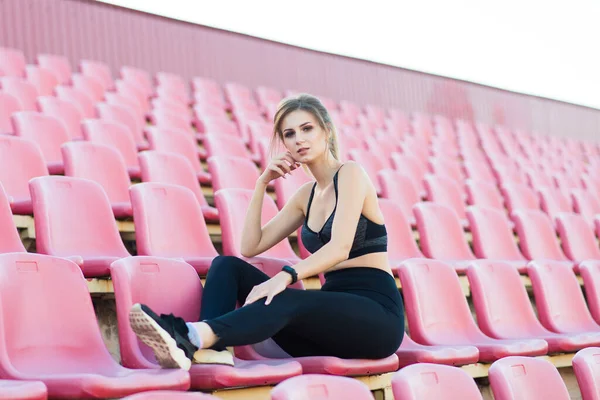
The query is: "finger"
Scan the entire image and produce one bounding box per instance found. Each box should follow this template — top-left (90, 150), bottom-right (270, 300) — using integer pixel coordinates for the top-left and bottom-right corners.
top-left (269, 165), bottom-right (286, 178)
top-left (275, 160), bottom-right (292, 174)
top-left (265, 292), bottom-right (274, 305)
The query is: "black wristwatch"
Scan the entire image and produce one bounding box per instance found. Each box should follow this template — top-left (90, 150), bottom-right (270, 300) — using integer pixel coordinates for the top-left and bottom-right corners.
top-left (281, 265), bottom-right (298, 284)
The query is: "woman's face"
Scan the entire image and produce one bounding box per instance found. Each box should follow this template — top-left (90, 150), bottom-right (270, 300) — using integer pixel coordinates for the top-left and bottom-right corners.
top-left (280, 109), bottom-right (329, 164)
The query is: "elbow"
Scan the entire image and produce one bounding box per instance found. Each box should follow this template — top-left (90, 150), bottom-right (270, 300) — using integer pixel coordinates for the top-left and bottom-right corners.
top-left (240, 246), bottom-right (257, 258)
top-left (337, 242), bottom-right (352, 262)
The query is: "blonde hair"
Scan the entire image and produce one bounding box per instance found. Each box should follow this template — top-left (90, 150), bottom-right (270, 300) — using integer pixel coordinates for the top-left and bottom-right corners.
top-left (270, 93), bottom-right (341, 161)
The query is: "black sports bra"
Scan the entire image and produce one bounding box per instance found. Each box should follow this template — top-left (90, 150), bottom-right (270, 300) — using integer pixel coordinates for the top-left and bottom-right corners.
top-left (300, 165), bottom-right (388, 259)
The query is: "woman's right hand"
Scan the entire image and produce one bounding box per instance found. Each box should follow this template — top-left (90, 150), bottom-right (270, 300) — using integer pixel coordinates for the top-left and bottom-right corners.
top-left (259, 152), bottom-right (301, 185)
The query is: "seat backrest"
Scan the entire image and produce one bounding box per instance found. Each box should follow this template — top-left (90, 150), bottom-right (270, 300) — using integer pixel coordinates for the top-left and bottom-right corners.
top-left (104, 92), bottom-right (144, 122)
top-left (0, 92), bottom-right (21, 134)
top-left (390, 153), bottom-right (426, 191)
top-left (62, 142), bottom-right (131, 204)
top-left (71, 73), bottom-right (105, 103)
top-left (571, 189), bottom-right (600, 221)
top-left (111, 256), bottom-right (202, 368)
top-left (139, 151), bottom-right (208, 207)
top-left (398, 259), bottom-right (481, 345)
top-left (37, 53), bottom-right (71, 84)
top-left (467, 261), bottom-right (541, 338)
top-left (538, 187), bottom-right (572, 219)
top-left (96, 102), bottom-right (144, 146)
top-left (0, 135), bottom-right (48, 202)
top-left (0, 77), bottom-right (38, 111)
top-left (146, 127), bottom-right (203, 174)
top-left (527, 260), bottom-right (599, 333)
top-left (465, 180), bottom-right (504, 210)
top-left (80, 59), bottom-right (113, 90)
top-left (464, 161), bottom-right (496, 182)
top-left (203, 133), bottom-right (251, 159)
top-left (0, 253), bottom-right (113, 367)
top-left (214, 188), bottom-right (297, 260)
top-left (501, 183), bottom-right (540, 213)
top-left (0, 184), bottom-right (26, 253)
top-left (413, 202), bottom-right (475, 260)
top-left (130, 183), bottom-right (217, 258)
top-left (347, 150), bottom-right (384, 192)
top-left (273, 168), bottom-right (312, 209)
top-left (525, 170), bottom-right (554, 189)
top-left (579, 262), bottom-right (600, 325)
top-left (556, 212), bottom-right (600, 261)
top-left (82, 119), bottom-right (139, 169)
top-left (378, 169), bottom-right (420, 221)
top-left (29, 176), bottom-right (129, 257)
top-left (378, 199), bottom-right (423, 260)
top-left (392, 363), bottom-right (483, 400)
top-left (0, 48), bottom-right (26, 77)
top-left (11, 111), bottom-right (69, 165)
top-left (207, 156), bottom-right (261, 192)
top-left (120, 66), bottom-right (152, 95)
top-left (512, 209), bottom-right (568, 261)
top-left (54, 85), bottom-right (95, 118)
top-left (150, 109), bottom-right (193, 134)
top-left (271, 374), bottom-right (373, 400)
top-left (489, 357), bottom-right (570, 400)
top-left (25, 65), bottom-right (58, 96)
top-left (424, 174), bottom-right (466, 220)
top-left (428, 158), bottom-right (463, 184)
top-left (467, 206), bottom-right (525, 260)
top-left (573, 347), bottom-right (600, 400)
top-left (37, 96), bottom-right (83, 140)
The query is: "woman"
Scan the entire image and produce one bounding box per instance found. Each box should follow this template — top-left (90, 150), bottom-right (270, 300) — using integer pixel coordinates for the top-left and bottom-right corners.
top-left (129, 94), bottom-right (405, 370)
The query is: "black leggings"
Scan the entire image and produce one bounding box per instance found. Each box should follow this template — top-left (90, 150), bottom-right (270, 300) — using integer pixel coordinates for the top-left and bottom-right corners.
top-left (199, 256), bottom-right (405, 359)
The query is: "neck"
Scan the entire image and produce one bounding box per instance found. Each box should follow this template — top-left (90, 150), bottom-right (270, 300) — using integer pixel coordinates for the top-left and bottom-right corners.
top-left (306, 153), bottom-right (343, 188)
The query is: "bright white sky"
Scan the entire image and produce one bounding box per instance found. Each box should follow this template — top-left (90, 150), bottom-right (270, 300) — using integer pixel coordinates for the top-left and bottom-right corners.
top-left (98, 0), bottom-right (600, 109)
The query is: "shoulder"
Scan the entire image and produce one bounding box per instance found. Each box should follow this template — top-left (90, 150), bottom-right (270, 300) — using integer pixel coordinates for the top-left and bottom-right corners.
top-left (338, 161), bottom-right (369, 183)
top-left (287, 180), bottom-right (315, 210)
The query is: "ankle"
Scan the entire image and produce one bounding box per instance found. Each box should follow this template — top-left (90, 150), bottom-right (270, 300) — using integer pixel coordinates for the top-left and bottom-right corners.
top-left (185, 322), bottom-right (203, 348)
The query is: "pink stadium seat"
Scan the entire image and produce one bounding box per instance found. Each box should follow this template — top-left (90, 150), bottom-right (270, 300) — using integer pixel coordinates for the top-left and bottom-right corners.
top-left (556, 213), bottom-right (600, 269)
top-left (29, 176), bottom-right (130, 277)
top-left (0, 184), bottom-right (26, 253)
top-left (104, 92), bottom-right (145, 123)
top-left (37, 96), bottom-right (84, 140)
top-left (378, 169), bottom-right (420, 226)
top-left (525, 169), bottom-right (554, 189)
top-left (255, 86), bottom-right (281, 109)
top-left (0, 253), bottom-right (189, 398)
top-left (25, 65), bottom-right (58, 96)
top-left (424, 175), bottom-right (468, 226)
top-left (390, 152), bottom-right (426, 196)
top-left (72, 73), bottom-right (105, 103)
top-left (528, 260), bottom-right (600, 335)
top-left (0, 136), bottom-right (48, 214)
top-left (0, 48), bottom-right (25, 77)
top-left (398, 259), bottom-right (547, 362)
top-left (463, 161), bottom-right (496, 182)
top-left (428, 158), bottom-right (464, 184)
top-left (96, 102), bottom-right (147, 150)
top-left (207, 156), bottom-right (260, 192)
top-left (489, 357), bottom-right (570, 400)
top-left (538, 187), bottom-right (572, 223)
top-left (395, 334), bottom-right (479, 368)
top-left (80, 59), bottom-right (114, 90)
top-left (573, 347), bottom-right (600, 400)
top-left (82, 119), bottom-right (141, 179)
top-left (203, 133), bottom-right (258, 163)
top-left (467, 260), bottom-right (600, 352)
top-left (500, 183), bottom-right (540, 214)
top-left (214, 188), bottom-right (300, 266)
top-left (115, 79), bottom-right (150, 113)
top-left (0, 380), bottom-right (47, 400)
top-left (54, 85), bottom-right (95, 118)
top-left (392, 363), bottom-right (483, 400)
top-left (11, 111), bottom-right (69, 174)
top-left (194, 115), bottom-right (239, 138)
top-left (130, 183), bottom-right (219, 275)
top-left (571, 189), bottom-right (600, 223)
top-left (465, 180), bottom-right (505, 211)
top-left (413, 202), bottom-right (475, 273)
top-left (146, 127), bottom-right (210, 183)
top-left (347, 149), bottom-right (383, 195)
top-left (120, 66), bottom-right (153, 96)
top-left (273, 167), bottom-right (312, 209)
top-left (122, 392), bottom-right (217, 400)
top-left (378, 199), bottom-right (424, 275)
top-left (149, 109), bottom-right (195, 137)
top-left (512, 210), bottom-right (574, 269)
top-left (0, 77), bottom-right (38, 111)
top-left (62, 142), bottom-right (133, 218)
top-left (37, 53), bottom-right (71, 84)
top-left (139, 151), bottom-right (218, 221)
top-left (110, 256), bottom-right (302, 389)
top-left (0, 92), bottom-right (21, 134)
top-left (466, 206), bottom-right (527, 272)
top-left (271, 375), bottom-right (373, 400)
top-left (151, 98), bottom-right (190, 117)
top-left (579, 262), bottom-right (600, 326)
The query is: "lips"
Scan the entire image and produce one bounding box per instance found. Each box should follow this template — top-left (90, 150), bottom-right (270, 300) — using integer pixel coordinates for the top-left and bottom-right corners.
top-left (297, 148), bottom-right (309, 154)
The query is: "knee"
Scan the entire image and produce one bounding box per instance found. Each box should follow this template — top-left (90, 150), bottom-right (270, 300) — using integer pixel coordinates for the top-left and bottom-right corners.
top-left (209, 255), bottom-right (240, 272)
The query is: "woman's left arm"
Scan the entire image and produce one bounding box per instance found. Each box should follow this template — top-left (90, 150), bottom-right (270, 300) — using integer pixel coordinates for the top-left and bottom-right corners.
top-left (244, 162), bottom-right (369, 305)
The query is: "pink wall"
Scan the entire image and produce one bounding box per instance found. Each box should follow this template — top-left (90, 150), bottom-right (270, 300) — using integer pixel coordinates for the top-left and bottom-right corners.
top-left (1, 0), bottom-right (599, 139)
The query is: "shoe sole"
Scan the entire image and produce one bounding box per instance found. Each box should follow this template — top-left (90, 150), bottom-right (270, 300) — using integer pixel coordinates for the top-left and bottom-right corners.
top-left (193, 349), bottom-right (235, 366)
top-left (129, 303), bottom-right (192, 370)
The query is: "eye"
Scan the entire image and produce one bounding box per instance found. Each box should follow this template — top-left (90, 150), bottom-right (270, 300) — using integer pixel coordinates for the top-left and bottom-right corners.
top-left (283, 131), bottom-right (295, 138)
top-left (302, 126), bottom-right (313, 132)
